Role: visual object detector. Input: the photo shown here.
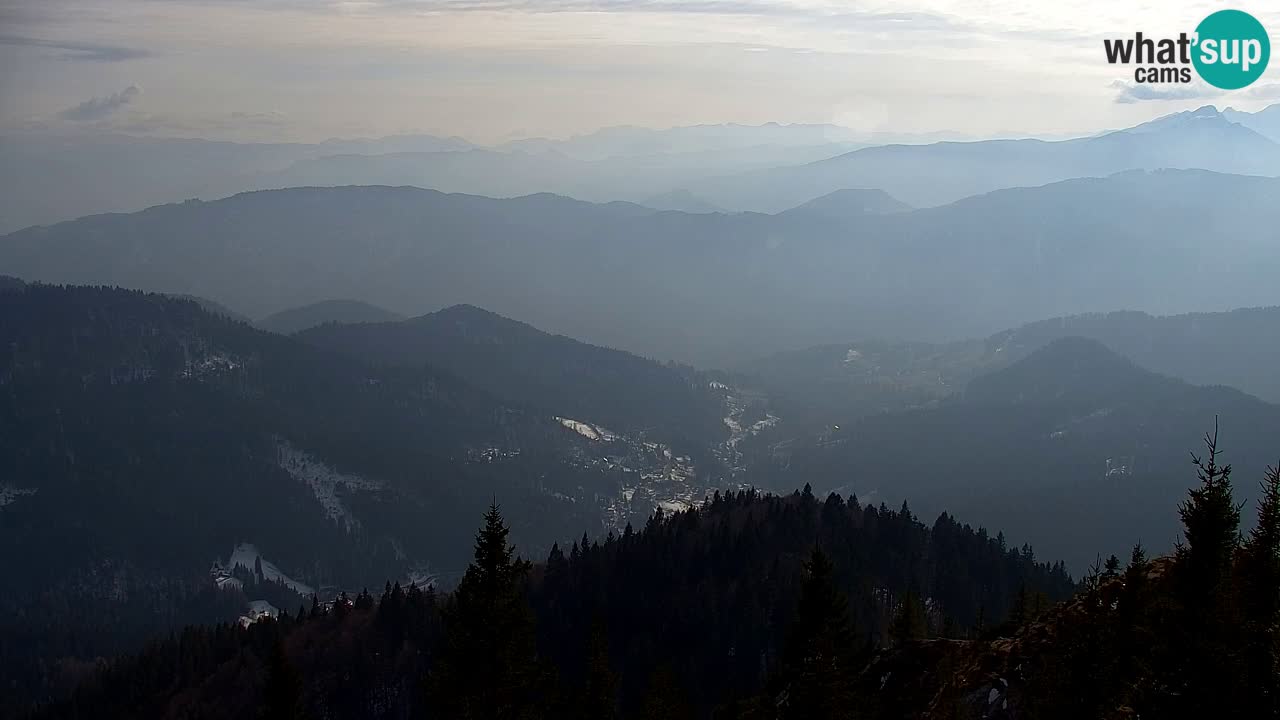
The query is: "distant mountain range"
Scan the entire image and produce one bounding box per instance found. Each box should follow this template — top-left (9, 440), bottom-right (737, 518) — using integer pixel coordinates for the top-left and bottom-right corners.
top-left (4, 105), bottom-right (1279, 233)
top-left (1223, 103), bottom-right (1280, 143)
top-left (5, 168), bottom-right (1279, 366)
top-left (497, 121), bottom-right (868, 159)
top-left (0, 123), bottom-right (858, 233)
top-left (689, 105), bottom-right (1280, 211)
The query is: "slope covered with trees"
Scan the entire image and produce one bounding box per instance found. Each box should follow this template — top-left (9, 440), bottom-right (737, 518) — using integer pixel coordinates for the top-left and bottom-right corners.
top-left (742, 304), bottom-right (1280, 437)
top-left (297, 304), bottom-right (727, 451)
top-left (31, 432), bottom-right (1279, 719)
top-left (28, 488), bottom-right (1074, 719)
top-left (751, 338), bottom-right (1280, 571)
top-left (987, 306), bottom-right (1280, 403)
top-left (0, 284), bottom-right (620, 707)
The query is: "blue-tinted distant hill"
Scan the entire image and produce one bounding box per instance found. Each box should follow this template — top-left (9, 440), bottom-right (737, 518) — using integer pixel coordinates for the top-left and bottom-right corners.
top-left (3, 170), bottom-right (1279, 366)
top-left (753, 337), bottom-right (1280, 572)
top-left (258, 299), bottom-right (405, 334)
top-left (692, 105), bottom-right (1280, 211)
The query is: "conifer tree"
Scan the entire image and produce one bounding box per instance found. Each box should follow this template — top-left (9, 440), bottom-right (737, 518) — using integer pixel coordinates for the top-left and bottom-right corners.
top-left (775, 547), bottom-right (857, 720)
top-left (1177, 420), bottom-right (1241, 599)
top-left (1174, 422), bottom-right (1244, 714)
top-left (1103, 554), bottom-right (1121, 578)
top-left (429, 502), bottom-right (544, 720)
top-left (1239, 463), bottom-right (1280, 714)
top-left (261, 639), bottom-right (302, 720)
top-left (1242, 462), bottom-right (1280, 617)
top-left (576, 621), bottom-right (617, 720)
top-left (1122, 543), bottom-right (1148, 609)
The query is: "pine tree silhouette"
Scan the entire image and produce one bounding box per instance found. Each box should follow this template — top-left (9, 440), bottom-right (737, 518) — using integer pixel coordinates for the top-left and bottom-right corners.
top-left (1177, 418), bottom-right (1241, 598)
top-left (776, 547), bottom-right (857, 720)
top-left (429, 501), bottom-right (544, 720)
top-left (1240, 462), bottom-right (1280, 714)
top-left (1175, 420), bottom-right (1244, 714)
top-left (577, 621), bottom-right (617, 720)
top-left (261, 639), bottom-right (302, 720)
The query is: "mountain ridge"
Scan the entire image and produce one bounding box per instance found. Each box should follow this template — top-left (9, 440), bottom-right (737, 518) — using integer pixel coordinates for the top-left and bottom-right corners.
top-left (5, 169), bottom-right (1280, 366)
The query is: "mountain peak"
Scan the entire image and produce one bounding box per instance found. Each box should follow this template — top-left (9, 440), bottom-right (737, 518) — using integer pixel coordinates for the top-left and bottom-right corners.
top-left (257, 298), bottom-right (404, 334)
top-left (964, 336), bottom-right (1155, 406)
top-left (1122, 105), bottom-right (1243, 135)
top-left (430, 303), bottom-right (516, 325)
top-left (781, 188), bottom-right (911, 219)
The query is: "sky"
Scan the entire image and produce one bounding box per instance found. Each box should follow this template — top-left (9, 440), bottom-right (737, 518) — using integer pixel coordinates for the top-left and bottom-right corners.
top-left (3, 0), bottom-right (1280, 144)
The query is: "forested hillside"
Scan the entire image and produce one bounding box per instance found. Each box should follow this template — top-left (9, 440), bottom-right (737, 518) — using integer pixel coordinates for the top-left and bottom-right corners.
top-left (988, 306), bottom-right (1280, 403)
top-left (297, 304), bottom-right (727, 451)
top-left (0, 284), bottom-right (617, 707)
top-left (30, 437), bottom-right (1280, 719)
top-left (750, 338), bottom-right (1280, 570)
top-left (742, 304), bottom-right (1280, 439)
top-left (28, 487), bottom-right (1074, 719)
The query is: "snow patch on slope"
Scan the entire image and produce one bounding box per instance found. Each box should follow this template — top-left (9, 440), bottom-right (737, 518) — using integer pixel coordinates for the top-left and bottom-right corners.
top-left (0, 485), bottom-right (37, 509)
top-left (555, 417), bottom-right (619, 442)
top-left (227, 543), bottom-right (315, 597)
top-left (277, 440), bottom-right (381, 530)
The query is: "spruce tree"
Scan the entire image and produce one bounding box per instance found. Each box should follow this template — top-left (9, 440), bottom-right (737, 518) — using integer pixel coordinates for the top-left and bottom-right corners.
top-left (429, 502), bottom-right (544, 720)
top-left (577, 621), bottom-right (617, 720)
top-left (1242, 462), bottom-right (1280, 617)
top-left (776, 547), bottom-right (857, 720)
top-left (261, 639), bottom-right (303, 720)
top-left (1174, 422), bottom-right (1244, 714)
top-left (1177, 420), bottom-right (1241, 599)
top-left (1240, 463), bottom-right (1280, 714)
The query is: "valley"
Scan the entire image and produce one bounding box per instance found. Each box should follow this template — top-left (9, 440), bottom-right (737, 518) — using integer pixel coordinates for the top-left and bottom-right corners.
top-left (3, 86), bottom-right (1280, 718)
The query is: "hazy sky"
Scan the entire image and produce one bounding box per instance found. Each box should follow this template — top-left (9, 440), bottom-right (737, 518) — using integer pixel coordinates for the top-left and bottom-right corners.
top-left (3, 0), bottom-right (1280, 143)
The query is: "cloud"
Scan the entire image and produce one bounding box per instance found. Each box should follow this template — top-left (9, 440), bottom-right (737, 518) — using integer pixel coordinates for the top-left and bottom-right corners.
top-left (94, 108), bottom-right (295, 138)
top-left (0, 33), bottom-right (150, 62)
top-left (184, 0), bottom-right (816, 15)
top-left (57, 85), bottom-right (143, 122)
top-left (1244, 83), bottom-right (1280, 101)
top-left (164, 0), bottom-right (967, 29)
top-left (1110, 80), bottom-right (1220, 105)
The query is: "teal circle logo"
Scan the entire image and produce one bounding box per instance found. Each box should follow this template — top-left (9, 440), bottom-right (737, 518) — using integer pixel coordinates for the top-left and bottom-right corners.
top-left (1192, 10), bottom-right (1270, 90)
